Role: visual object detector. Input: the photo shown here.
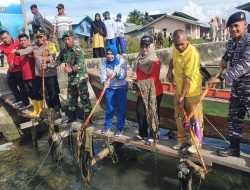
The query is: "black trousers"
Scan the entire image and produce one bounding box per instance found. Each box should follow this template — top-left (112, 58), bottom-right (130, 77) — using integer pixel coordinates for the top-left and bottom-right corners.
top-left (136, 95), bottom-right (162, 138)
top-left (7, 71), bottom-right (29, 105)
top-left (24, 79), bottom-right (42, 100)
top-left (93, 48), bottom-right (105, 58)
top-left (37, 76), bottom-right (61, 109)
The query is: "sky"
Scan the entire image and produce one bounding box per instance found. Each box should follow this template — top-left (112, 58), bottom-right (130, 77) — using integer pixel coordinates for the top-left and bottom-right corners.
top-left (1, 0), bottom-right (250, 25)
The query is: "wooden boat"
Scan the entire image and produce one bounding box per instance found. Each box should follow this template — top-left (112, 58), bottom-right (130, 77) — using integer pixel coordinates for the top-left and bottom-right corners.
top-left (88, 68), bottom-right (250, 144)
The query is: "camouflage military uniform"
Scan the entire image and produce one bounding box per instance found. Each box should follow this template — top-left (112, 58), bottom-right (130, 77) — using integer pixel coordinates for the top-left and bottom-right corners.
top-left (56, 44), bottom-right (92, 114)
top-left (220, 33), bottom-right (250, 139)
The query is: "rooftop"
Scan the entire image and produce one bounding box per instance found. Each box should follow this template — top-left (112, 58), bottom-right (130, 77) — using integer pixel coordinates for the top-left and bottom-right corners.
top-left (236, 2), bottom-right (250, 12)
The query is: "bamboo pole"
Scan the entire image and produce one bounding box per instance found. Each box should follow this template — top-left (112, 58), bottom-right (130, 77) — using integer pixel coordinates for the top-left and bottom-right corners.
top-left (172, 81), bottom-right (210, 174)
top-left (79, 78), bottom-right (111, 131)
top-left (91, 147), bottom-right (110, 166)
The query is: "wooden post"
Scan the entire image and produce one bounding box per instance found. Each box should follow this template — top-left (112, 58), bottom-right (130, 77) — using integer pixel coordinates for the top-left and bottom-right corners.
top-left (20, 0), bottom-right (29, 34)
top-left (31, 120), bottom-right (37, 147)
top-left (91, 146), bottom-right (113, 166)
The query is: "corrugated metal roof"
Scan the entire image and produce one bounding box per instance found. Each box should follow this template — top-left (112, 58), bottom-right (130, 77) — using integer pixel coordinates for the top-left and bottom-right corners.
top-left (137, 14), bottom-right (201, 31)
top-left (172, 11), bottom-right (198, 21)
top-left (236, 2), bottom-right (250, 12)
top-left (125, 24), bottom-right (143, 33)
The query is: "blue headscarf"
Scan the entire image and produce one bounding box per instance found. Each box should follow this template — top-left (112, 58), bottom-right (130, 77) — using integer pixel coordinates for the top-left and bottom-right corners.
top-left (106, 45), bottom-right (119, 69)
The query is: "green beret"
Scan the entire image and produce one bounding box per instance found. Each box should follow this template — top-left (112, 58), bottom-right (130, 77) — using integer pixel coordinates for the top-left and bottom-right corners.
top-left (62, 30), bottom-right (74, 39)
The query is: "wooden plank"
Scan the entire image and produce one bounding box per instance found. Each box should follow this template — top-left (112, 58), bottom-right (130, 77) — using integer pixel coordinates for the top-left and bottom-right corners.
top-left (52, 129), bottom-right (72, 142)
top-left (0, 90), bottom-right (12, 97)
top-left (50, 121), bottom-right (250, 173)
top-left (85, 122), bottom-right (250, 173)
top-left (20, 121), bottom-right (39, 130)
top-left (45, 118), bottom-right (250, 173)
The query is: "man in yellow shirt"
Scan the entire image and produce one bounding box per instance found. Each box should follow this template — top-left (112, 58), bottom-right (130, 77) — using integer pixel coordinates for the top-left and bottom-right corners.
top-left (167, 29), bottom-right (203, 154)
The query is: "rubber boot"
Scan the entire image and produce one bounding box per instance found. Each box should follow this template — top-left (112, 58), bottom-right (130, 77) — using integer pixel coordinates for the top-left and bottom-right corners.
top-left (217, 138), bottom-right (240, 157)
top-left (29, 100), bottom-right (39, 117)
top-left (37, 100), bottom-right (43, 116)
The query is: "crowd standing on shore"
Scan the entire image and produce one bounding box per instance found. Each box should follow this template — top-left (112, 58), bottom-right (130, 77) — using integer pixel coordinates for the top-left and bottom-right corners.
top-left (0, 2), bottom-right (249, 158)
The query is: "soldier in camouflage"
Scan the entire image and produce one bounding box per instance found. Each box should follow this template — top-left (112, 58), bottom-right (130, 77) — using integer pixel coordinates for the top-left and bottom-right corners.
top-left (211, 12), bottom-right (250, 157)
top-left (53, 30), bottom-right (92, 123)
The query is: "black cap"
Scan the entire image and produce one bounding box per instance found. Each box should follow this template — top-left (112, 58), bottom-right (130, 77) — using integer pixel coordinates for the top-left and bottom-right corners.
top-left (35, 29), bottom-right (46, 37)
top-left (140, 35), bottom-right (153, 45)
top-left (56, 3), bottom-right (64, 9)
top-left (226, 12), bottom-right (246, 27)
top-left (30, 4), bottom-right (37, 9)
top-left (103, 11), bottom-right (110, 17)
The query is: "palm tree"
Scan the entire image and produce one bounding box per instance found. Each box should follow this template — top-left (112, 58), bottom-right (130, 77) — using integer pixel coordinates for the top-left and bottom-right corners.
top-left (126, 9), bottom-right (144, 25)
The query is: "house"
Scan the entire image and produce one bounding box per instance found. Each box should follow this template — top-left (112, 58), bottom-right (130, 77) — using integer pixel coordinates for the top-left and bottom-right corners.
top-left (236, 2), bottom-right (250, 12)
top-left (172, 12), bottom-right (198, 22)
top-left (126, 12), bottom-right (201, 39)
top-left (72, 16), bottom-right (93, 39)
top-left (236, 2), bottom-right (250, 33)
top-left (124, 23), bottom-right (142, 36)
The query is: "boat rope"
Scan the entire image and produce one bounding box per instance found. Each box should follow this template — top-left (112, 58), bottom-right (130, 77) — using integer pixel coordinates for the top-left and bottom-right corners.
top-left (22, 123), bottom-right (71, 188)
top-left (196, 176), bottom-right (202, 190)
top-left (23, 140), bottom-right (55, 187)
top-left (203, 115), bottom-right (230, 144)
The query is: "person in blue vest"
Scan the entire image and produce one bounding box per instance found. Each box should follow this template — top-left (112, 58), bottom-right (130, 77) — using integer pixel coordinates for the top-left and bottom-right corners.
top-left (99, 45), bottom-right (128, 136)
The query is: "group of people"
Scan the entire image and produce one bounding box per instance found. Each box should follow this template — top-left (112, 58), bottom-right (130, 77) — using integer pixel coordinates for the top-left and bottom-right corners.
top-left (0, 9), bottom-right (249, 158)
top-left (208, 16), bottom-right (228, 42)
top-left (0, 26), bottom-right (92, 123)
top-left (30, 3), bottom-right (126, 59)
top-left (30, 3), bottom-right (73, 51)
top-left (99, 10), bottom-right (250, 158)
top-left (90, 11), bottom-right (126, 58)
top-left (153, 32), bottom-right (173, 48)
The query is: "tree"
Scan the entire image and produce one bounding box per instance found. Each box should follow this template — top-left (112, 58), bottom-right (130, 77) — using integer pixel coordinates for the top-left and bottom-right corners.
top-left (126, 9), bottom-right (151, 25)
top-left (143, 12), bottom-right (151, 25)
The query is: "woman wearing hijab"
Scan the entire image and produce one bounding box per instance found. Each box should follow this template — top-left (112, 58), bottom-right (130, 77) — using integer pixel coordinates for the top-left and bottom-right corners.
top-left (99, 45), bottom-right (128, 136)
top-left (91, 13), bottom-right (107, 58)
top-left (134, 35), bottom-right (163, 145)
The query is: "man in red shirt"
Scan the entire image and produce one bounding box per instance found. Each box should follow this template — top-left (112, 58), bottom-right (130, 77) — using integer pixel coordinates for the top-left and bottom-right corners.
top-left (14, 34), bottom-right (42, 116)
top-left (0, 30), bottom-right (29, 109)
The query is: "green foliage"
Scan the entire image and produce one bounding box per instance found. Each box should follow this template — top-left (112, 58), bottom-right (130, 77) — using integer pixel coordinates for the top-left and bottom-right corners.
top-left (190, 38), bottom-right (207, 44)
top-left (125, 37), bottom-right (207, 54)
top-left (78, 39), bottom-right (92, 59)
top-left (126, 9), bottom-right (151, 25)
top-left (126, 36), bottom-right (140, 54)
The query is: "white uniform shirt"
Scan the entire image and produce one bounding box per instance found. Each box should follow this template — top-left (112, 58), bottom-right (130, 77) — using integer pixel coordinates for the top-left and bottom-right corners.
top-left (115, 21), bottom-right (125, 38)
top-left (103, 19), bottom-right (116, 39)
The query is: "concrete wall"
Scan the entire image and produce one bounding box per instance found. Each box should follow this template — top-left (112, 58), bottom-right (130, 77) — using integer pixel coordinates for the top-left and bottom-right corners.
top-left (0, 41), bottom-right (226, 140)
top-left (85, 41), bottom-right (226, 81)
